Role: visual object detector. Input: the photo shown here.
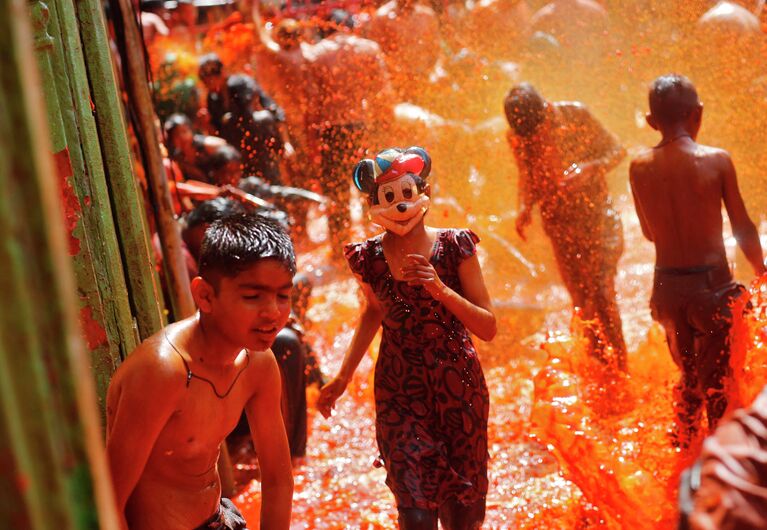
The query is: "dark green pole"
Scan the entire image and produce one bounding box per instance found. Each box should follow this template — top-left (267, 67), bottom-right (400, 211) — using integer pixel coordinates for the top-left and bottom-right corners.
top-left (0, 0), bottom-right (120, 527)
top-left (43, 0), bottom-right (134, 407)
top-left (74, 0), bottom-right (167, 340)
top-left (112, 0), bottom-right (196, 320)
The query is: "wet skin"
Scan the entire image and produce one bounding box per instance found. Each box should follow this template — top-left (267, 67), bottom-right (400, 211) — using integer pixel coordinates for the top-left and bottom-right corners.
top-left (106, 259), bottom-right (294, 530)
top-left (629, 110), bottom-right (765, 275)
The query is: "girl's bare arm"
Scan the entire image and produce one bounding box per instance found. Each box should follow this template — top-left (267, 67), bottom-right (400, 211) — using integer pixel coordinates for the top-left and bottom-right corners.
top-left (402, 253), bottom-right (496, 341)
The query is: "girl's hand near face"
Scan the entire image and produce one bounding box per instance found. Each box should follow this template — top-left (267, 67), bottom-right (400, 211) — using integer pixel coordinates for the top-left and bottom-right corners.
top-left (401, 254), bottom-right (446, 299)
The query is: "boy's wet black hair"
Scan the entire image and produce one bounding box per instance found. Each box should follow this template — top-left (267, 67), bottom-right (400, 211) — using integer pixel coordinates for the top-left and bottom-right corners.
top-left (199, 213), bottom-right (296, 285)
top-left (227, 74), bottom-right (258, 108)
top-left (649, 74), bottom-right (700, 127)
top-left (164, 112), bottom-right (192, 135)
top-left (504, 83), bottom-right (547, 138)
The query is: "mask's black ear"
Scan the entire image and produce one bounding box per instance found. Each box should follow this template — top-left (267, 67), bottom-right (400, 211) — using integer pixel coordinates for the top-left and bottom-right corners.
top-left (404, 146), bottom-right (431, 179)
top-left (353, 159), bottom-right (377, 194)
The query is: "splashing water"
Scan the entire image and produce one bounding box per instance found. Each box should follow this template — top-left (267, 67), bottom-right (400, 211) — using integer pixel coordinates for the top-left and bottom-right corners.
top-left (143, 2), bottom-right (767, 527)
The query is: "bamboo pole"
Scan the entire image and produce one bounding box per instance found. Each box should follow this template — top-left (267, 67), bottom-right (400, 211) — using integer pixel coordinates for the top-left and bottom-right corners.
top-left (75, 0), bottom-right (167, 340)
top-left (45, 0), bottom-right (135, 407)
top-left (0, 0), bottom-right (120, 527)
top-left (110, 0), bottom-right (196, 320)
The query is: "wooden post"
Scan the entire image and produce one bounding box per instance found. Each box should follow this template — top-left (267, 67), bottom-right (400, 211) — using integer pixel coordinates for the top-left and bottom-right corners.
top-left (74, 0), bottom-right (167, 340)
top-left (0, 0), bottom-right (120, 527)
top-left (43, 0), bottom-right (136, 407)
top-left (111, 0), bottom-right (196, 320)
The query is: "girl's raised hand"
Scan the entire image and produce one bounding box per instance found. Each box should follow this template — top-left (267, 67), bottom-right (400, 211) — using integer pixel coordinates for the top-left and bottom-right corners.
top-left (401, 254), bottom-right (446, 299)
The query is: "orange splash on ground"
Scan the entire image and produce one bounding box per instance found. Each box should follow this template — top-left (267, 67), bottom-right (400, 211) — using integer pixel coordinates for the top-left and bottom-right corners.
top-left (230, 203), bottom-right (766, 529)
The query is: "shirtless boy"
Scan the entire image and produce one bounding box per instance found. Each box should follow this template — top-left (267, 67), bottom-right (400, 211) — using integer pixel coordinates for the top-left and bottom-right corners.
top-left (106, 214), bottom-right (294, 529)
top-left (630, 74), bottom-right (765, 449)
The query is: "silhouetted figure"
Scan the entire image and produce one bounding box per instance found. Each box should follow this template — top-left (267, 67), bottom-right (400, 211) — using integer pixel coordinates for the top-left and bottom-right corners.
top-left (504, 83), bottom-right (627, 370)
top-left (199, 53), bottom-right (284, 136)
top-left (271, 273), bottom-right (325, 465)
top-left (221, 74), bottom-right (286, 185)
top-left (164, 113), bottom-right (229, 182)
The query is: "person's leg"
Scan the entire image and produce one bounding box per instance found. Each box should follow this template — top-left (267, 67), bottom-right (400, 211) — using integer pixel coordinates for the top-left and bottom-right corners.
top-left (398, 507), bottom-right (438, 530)
top-left (438, 497), bottom-right (486, 530)
top-left (689, 281), bottom-right (747, 431)
top-left (552, 239), bottom-right (609, 363)
top-left (592, 276), bottom-right (627, 371)
top-left (651, 284), bottom-right (704, 449)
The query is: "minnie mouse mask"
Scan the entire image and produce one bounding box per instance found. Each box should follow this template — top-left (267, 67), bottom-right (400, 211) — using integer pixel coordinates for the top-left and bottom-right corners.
top-left (353, 147), bottom-right (432, 236)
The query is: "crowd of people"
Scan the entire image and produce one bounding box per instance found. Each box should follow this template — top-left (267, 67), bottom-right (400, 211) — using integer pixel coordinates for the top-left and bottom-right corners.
top-left (101, 0), bottom-right (767, 528)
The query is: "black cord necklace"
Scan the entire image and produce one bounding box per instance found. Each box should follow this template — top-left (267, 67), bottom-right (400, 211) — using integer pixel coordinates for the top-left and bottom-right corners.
top-left (164, 329), bottom-right (250, 399)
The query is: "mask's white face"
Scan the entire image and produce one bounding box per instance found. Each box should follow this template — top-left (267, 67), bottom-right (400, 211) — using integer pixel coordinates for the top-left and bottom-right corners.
top-left (368, 174), bottom-right (430, 236)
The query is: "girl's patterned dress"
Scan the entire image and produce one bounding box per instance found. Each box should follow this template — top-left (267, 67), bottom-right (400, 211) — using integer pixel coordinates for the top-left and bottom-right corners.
top-left (345, 228), bottom-right (489, 509)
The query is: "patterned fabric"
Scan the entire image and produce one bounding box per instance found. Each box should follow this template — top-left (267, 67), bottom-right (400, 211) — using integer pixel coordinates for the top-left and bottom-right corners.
top-left (194, 498), bottom-right (248, 530)
top-left (345, 228), bottom-right (489, 510)
top-left (682, 386), bottom-right (767, 530)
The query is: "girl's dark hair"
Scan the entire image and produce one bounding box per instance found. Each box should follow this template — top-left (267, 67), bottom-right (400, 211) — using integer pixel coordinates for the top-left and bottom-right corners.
top-left (199, 213), bottom-right (296, 284)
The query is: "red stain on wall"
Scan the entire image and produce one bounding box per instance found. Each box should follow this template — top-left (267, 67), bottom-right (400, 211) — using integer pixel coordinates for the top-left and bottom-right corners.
top-left (79, 306), bottom-right (109, 350)
top-left (54, 148), bottom-right (81, 256)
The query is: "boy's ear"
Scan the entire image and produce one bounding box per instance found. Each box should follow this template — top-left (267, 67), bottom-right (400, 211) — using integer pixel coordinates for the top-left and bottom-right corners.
top-left (645, 112), bottom-right (659, 131)
top-left (423, 183), bottom-right (432, 198)
top-left (693, 103), bottom-right (703, 123)
top-left (191, 276), bottom-right (214, 313)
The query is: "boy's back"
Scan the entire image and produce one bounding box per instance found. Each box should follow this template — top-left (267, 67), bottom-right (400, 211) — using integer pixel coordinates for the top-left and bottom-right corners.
top-left (630, 73), bottom-right (764, 448)
top-left (630, 138), bottom-right (731, 269)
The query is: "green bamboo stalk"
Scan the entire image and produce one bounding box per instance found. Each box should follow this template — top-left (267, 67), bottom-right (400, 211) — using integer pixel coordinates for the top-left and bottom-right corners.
top-left (0, 0), bottom-right (119, 527)
top-left (45, 0), bottom-right (132, 409)
top-left (111, 0), bottom-right (196, 320)
top-left (75, 0), bottom-right (167, 339)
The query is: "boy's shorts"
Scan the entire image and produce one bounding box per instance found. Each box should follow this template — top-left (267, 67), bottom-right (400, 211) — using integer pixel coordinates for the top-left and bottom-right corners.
top-left (195, 498), bottom-right (248, 530)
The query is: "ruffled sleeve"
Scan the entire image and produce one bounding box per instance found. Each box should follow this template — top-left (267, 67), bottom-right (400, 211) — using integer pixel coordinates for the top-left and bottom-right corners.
top-left (344, 241), bottom-right (367, 282)
top-left (453, 229), bottom-right (480, 262)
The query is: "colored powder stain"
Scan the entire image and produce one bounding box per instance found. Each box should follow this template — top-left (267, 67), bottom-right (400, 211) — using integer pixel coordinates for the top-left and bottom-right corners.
top-left (55, 148), bottom-right (81, 256)
top-left (79, 305), bottom-right (109, 350)
top-left (156, 5), bottom-right (767, 526)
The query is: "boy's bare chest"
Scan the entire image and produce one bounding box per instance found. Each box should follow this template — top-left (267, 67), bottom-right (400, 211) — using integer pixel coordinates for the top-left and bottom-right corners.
top-left (152, 386), bottom-right (249, 465)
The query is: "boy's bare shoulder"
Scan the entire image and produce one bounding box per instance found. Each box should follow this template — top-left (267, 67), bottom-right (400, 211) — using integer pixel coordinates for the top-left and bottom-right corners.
top-left (695, 143), bottom-right (731, 161)
top-left (243, 348), bottom-right (281, 397)
top-left (110, 331), bottom-right (187, 394)
top-left (248, 348), bottom-right (280, 372)
top-left (628, 146), bottom-right (656, 176)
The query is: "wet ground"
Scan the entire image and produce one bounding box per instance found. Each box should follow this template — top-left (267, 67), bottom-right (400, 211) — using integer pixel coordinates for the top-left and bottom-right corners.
top-left (225, 190), bottom-right (767, 529)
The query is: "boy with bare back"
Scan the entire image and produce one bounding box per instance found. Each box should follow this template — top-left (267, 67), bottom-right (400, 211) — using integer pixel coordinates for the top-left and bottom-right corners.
top-left (106, 214), bottom-right (294, 529)
top-left (630, 74), bottom-right (766, 449)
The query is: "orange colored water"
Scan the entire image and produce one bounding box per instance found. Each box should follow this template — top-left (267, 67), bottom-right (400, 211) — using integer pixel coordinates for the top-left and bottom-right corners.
top-left (229, 198), bottom-right (767, 528)
top-left (143, 3), bottom-right (767, 527)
